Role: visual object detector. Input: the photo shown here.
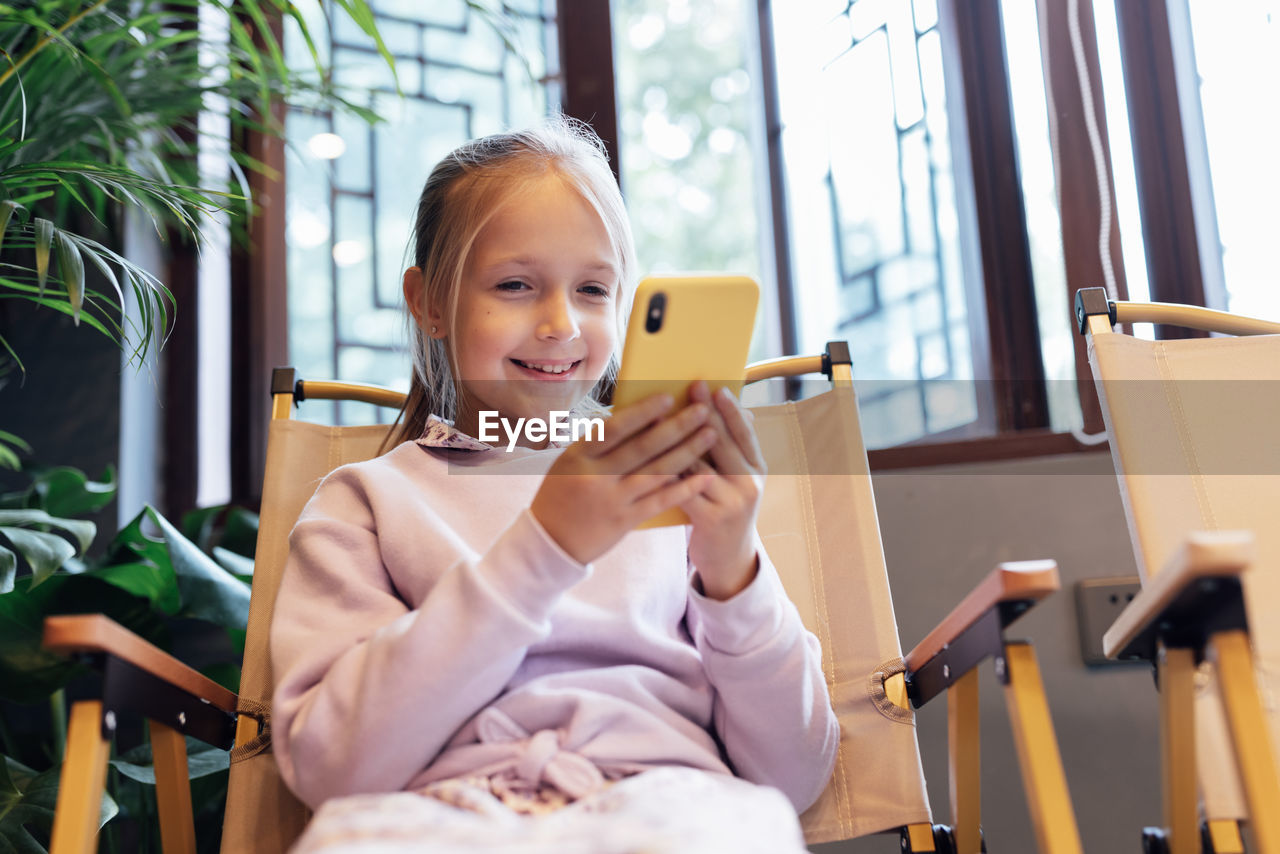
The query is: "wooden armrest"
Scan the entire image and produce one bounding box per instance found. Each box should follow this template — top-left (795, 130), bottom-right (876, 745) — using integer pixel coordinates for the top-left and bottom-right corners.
top-left (1102, 531), bottom-right (1254, 660)
top-left (904, 561), bottom-right (1060, 673)
top-left (43, 614), bottom-right (238, 714)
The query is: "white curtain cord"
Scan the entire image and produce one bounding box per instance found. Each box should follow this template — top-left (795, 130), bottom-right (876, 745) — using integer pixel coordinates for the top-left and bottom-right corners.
top-left (1068, 0), bottom-right (1119, 302)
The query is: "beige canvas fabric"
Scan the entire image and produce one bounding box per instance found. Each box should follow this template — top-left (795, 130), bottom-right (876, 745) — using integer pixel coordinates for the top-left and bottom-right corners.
top-left (1088, 331), bottom-right (1280, 820)
top-left (221, 383), bottom-right (932, 851)
top-left (752, 386), bottom-right (933, 842)
top-left (222, 420), bottom-right (391, 854)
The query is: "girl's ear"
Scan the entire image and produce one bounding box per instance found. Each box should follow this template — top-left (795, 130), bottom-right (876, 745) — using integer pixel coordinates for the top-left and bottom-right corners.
top-left (403, 267), bottom-right (445, 337)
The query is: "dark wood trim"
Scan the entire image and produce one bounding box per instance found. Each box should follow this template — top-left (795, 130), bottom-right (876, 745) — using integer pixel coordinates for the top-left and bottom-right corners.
top-left (942, 0), bottom-right (1050, 431)
top-left (756, 0), bottom-right (798, 362)
top-left (868, 429), bottom-right (1108, 471)
top-left (556, 0), bottom-right (620, 182)
top-left (1034, 0), bottom-right (1125, 435)
top-left (229, 10), bottom-right (288, 507)
top-left (162, 234), bottom-right (199, 519)
top-left (159, 2), bottom-right (200, 519)
top-left (1113, 0), bottom-right (1207, 339)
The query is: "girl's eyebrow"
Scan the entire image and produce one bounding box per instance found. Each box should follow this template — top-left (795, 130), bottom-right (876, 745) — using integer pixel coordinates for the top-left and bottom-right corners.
top-left (482, 256), bottom-right (619, 276)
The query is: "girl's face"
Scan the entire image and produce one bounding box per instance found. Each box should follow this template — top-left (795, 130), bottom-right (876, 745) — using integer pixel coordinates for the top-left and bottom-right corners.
top-left (444, 173), bottom-right (621, 445)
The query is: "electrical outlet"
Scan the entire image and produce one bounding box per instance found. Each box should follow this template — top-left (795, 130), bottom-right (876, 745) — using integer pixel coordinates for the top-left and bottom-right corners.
top-left (1074, 577), bottom-right (1145, 666)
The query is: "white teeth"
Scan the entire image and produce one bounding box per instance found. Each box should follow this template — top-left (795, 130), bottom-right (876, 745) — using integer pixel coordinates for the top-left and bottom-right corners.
top-left (517, 360), bottom-right (576, 374)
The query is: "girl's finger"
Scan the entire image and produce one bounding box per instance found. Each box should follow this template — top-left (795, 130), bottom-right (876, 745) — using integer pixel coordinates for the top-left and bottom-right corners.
top-left (680, 488), bottom-right (714, 523)
top-left (715, 386), bottom-right (766, 472)
top-left (687, 382), bottom-right (747, 476)
top-left (606, 402), bottom-right (710, 474)
top-left (622, 425), bottom-right (719, 497)
top-left (681, 461), bottom-right (734, 513)
top-left (587, 393), bottom-right (676, 457)
top-left (632, 469), bottom-right (715, 521)
top-left (702, 402), bottom-right (754, 478)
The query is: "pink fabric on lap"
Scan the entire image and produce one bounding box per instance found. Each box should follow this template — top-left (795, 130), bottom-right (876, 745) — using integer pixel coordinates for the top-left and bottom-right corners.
top-left (290, 767), bottom-right (807, 853)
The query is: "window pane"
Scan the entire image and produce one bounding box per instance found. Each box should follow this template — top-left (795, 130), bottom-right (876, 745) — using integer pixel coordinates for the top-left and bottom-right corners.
top-left (1181, 0), bottom-right (1280, 320)
top-left (772, 0), bottom-right (979, 448)
top-left (1092, 0), bottom-right (1155, 340)
top-left (285, 1), bottom-right (559, 425)
top-left (612, 0), bottom-right (771, 361)
top-left (1000, 0), bottom-right (1079, 433)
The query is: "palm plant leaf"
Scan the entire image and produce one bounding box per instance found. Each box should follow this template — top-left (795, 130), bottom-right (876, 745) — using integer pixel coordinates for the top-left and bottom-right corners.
top-left (32, 215), bottom-right (50, 294)
top-left (0, 198), bottom-right (16, 254)
top-left (0, 0), bottom-right (395, 368)
top-left (52, 229), bottom-right (83, 324)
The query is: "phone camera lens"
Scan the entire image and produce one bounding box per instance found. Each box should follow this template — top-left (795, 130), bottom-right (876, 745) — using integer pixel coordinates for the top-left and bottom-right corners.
top-left (644, 292), bottom-right (666, 333)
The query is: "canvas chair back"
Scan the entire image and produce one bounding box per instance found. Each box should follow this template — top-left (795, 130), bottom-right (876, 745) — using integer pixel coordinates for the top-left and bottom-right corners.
top-left (1087, 328), bottom-right (1280, 820)
top-left (221, 376), bottom-right (932, 852)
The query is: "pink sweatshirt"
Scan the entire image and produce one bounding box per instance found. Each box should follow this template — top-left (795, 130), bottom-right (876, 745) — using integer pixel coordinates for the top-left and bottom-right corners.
top-left (270, 438), bottom-right (839, 813)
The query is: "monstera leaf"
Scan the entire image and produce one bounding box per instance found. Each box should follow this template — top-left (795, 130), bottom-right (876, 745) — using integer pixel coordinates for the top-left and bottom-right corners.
top-left (0, 756), bottom-right (116, 854)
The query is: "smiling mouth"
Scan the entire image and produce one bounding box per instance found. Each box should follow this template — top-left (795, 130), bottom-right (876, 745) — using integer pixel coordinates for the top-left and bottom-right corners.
top-left (511, 358), bottom-right (582, 377)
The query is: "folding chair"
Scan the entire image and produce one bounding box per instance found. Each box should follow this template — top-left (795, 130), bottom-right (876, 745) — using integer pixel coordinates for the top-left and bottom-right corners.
top-left (42, 342), bottom-right (1081, 853)
top-left (1076, 288), bottom-right (1280, 854)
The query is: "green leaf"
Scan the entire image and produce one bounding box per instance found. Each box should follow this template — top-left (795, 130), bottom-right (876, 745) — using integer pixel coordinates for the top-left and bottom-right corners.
top-left (212, 547), bottom-right (253, 579)
top-left (29, 466), bottom-right (116, 518)
top-left (32, 218), bottom-right (52, 297)
top-left (0, 432), bottom-right (30, 473)
top-left (179, 505), bottom-right (223, 552)
top-left (0, 292), bottom-right (115, 341)
top-left (0, 755), bottom-right (54, 854)
top-left (220, 507), bottom-right (259, 558)
top-left (60, 231), bottom-right (122, 312)
top-left (0, 580), bottom-right (85, 704)
top-left (0, 574), bottom-right (168, 703)
top-left (0, 200), bottom-right (20, 257)
top-left (0, 755), bottom-right (117, 853)
top-left (0, 547), bottom-right (14, 596)
top-left (101, 509), bottom-right (169, 575)
top-left (88, 561), bottom-right (179, 615)
top-left (53, 230), bottom-right (85, 325)
top-left (146, 508), bottom-right (249, 631)
top-left (331, 0), bottom-right (399, 93)
top-left (0, 510), bottom-right (95, 553)
top-left (0, 529), bottom-right (74, 588)
top-left (110, 736), bottom-right (229, 785)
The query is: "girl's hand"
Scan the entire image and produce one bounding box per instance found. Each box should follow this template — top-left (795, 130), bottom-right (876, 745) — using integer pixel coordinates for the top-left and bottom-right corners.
top-left (531, 393), bottom-right (719, 565)
top-left (682, 381), bottom-right (767, 601)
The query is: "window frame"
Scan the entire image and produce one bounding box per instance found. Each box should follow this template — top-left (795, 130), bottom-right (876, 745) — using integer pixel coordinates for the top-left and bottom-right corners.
top-left (222, 0), bottom-right (1231, 505)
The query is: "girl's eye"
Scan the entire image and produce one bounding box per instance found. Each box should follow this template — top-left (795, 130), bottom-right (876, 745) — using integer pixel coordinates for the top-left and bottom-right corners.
top-left (496, 280), bottom-right (529, 292)
top-left (580, 283), bottom-right (612, 299)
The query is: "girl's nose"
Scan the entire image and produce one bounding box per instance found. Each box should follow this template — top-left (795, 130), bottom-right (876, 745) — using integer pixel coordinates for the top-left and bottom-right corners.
top-left (537, 292), bottom-right (580, 341)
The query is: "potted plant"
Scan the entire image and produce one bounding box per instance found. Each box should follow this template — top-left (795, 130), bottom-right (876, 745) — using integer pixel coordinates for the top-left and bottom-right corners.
top-left (0, 1), bottom-right (395, 849)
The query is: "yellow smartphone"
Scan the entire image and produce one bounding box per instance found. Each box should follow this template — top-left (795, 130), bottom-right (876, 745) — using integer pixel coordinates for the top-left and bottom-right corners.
top-left (613, 274), bottom-right (760, 528)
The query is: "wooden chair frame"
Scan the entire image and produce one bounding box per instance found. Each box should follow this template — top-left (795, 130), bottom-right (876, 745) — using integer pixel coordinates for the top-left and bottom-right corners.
top-left (1077, 288), bottom-right (1280, 854)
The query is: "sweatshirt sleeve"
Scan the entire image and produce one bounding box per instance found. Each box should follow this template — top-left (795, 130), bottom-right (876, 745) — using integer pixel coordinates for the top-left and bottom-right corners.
top-left (686, 542), bottom-right (840, 813)
top-left (270, 466), bottom-right (589, 808)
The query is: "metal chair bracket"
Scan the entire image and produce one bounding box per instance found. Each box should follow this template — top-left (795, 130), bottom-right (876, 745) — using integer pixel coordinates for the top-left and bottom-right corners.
top-left (905, 601), bottom-right (1034, 708)
top-left (1110, 577), bottom-right (1248, 665)
top-left (97, 654), bottom-right (237, 748)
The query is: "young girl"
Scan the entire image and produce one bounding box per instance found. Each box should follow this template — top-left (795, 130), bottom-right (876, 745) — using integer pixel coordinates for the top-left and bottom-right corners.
top-left (270, 117), bottom-right (839, 853)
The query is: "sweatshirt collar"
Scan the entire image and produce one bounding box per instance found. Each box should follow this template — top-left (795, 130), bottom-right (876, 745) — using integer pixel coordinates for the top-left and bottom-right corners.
top-left (415, 415), bottom-right (494, 452)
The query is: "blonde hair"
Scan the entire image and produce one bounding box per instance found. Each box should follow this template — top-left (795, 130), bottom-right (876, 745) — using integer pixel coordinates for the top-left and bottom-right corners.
top-left (388, 116), bottom-right (637, 448)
